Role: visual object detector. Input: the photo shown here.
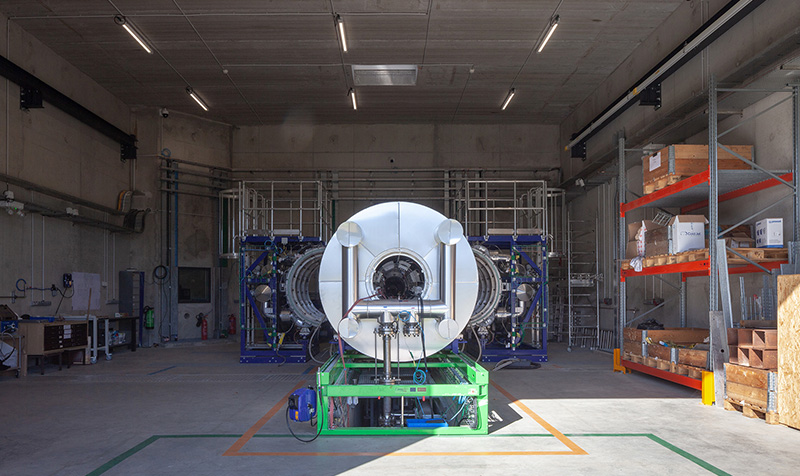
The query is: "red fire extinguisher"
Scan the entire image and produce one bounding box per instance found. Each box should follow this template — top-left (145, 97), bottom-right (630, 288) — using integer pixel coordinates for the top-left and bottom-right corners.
top-left (228, 314), bottom-right (237, 335)
top-left (200, 314), bottom-right (208, 340)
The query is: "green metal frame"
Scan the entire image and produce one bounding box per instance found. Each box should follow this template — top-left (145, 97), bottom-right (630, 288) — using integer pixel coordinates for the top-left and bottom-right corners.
top-left (316, 351), bottom-right (489, 435)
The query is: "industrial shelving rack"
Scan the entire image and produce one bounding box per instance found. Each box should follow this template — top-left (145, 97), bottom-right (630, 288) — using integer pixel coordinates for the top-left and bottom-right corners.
top-left (617, 76), bottom-right (799, 404)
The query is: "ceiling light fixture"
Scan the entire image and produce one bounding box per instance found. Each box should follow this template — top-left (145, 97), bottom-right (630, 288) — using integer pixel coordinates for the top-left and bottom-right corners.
top-left (186, 87), bottom-right (208, 111)
top-left (501, 88), bottom-right (516, 110)
top-left (349, 88), bottom-right (357, 110)
top-left (114, 15), bottom-right (153, 54)
top-left (537, 14), bottom-right (559, 53)
top-left (336, 15), bottom-right (348, 53)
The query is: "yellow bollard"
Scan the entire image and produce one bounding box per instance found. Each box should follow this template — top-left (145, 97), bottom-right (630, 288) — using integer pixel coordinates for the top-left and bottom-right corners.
top-left (701, 371), bottom-right (715, 405)
top-left (613, 348), bottom-right (629, 373)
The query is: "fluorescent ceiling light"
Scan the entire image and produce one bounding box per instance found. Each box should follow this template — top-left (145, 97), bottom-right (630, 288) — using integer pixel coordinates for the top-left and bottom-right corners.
top-left (349, 88), bottom-right (357, 110)
top-left (336, 15), bottom-right (348, 53)
top-left (186, 87), bottom-right (209, 111)
top-left (537, 15), bottom-right (559, 53)
top-left (501, 88), bottom-right (516, 110)
top-left (114, 15), bottom-right (153, 54)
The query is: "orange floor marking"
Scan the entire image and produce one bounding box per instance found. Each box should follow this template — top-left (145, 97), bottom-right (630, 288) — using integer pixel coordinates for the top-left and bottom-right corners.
top-left (223, 380), bottom-right (305, 456)
top-left (226, 378), bottom-right (586, 457)
top-left (490, 380), bottom-right (588, 455)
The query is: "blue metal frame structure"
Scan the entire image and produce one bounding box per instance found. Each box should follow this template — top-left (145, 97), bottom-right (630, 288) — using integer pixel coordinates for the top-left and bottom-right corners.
top-left (468, 234), bottom-right (548, 363)
top-left (239, 235), bottom-right (321, 363)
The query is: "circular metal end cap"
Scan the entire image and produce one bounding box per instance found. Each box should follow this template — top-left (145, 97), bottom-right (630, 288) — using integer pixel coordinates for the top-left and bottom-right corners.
top-left (437, 319), bottom-right (460, 340)
top-left (253, 284), bottom-right (272, 303)
top-left (336, 221), bottom-right (363, 247)
top-left (434, 219), bottom-right (463, 245)
top-left (339, 317), bottom-right (361, 339)
top-left (516, 283), bottom-right (535, 302)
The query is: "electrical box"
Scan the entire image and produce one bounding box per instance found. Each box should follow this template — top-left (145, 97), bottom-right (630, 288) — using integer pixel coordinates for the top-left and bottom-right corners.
top-left (63, 273), bottom-right (73, 289)
top-left (287, 387), bottom-right (317, 422)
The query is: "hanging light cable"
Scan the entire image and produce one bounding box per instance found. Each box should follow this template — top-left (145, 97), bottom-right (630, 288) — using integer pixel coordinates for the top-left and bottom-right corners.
top-left (114, 15), bottom-right (153, 54)
top-left (336, 14), bottom-right (348, 53)
top-left (537, 14), bottom-right (559, 53)
top-left (501, 88), bottom-right (516, 110)
top-left (186, 86), bottom-right (209, 111)
top-left (349, 88), bottom-right (357, 110)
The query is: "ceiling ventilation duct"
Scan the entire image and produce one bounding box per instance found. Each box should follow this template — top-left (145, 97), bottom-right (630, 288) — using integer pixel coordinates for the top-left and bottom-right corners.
top-left (352, 65), bottom-right (418, 86)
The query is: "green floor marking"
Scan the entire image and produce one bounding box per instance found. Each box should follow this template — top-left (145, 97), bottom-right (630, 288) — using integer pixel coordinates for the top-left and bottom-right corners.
top-left (86, 436), bottom-right (160, 476)
top-left (87, 433), bottom-right (730, 476)
top-left (645, 434), bottom-right (732, 476)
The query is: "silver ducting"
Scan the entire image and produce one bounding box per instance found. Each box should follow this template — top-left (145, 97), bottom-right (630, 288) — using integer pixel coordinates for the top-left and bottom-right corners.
top-left (285, 247), bottom-right (326, 328)
top-left (469, 246), bottom-right (502, 327)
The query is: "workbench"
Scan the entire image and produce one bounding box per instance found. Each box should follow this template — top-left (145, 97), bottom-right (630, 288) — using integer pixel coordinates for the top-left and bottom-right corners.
top-left (18, 320), bottom-right (88, 375)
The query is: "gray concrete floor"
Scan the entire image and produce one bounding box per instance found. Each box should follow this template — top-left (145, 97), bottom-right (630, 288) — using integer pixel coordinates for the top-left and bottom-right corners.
top-left (1, 339), bottom-right (799, 475)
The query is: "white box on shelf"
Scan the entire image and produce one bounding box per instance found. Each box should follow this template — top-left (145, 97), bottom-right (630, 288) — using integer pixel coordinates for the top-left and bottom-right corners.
top-left (668, 215), bottom-right (707, 254)
top-left (755, 218), bottom-right (783, 248)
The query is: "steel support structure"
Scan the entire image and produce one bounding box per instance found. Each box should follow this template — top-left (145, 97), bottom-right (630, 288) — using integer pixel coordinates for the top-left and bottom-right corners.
top-left (316, 351), bottom-right (489, 435)
top-left (617, 134), bottom-right (627, 351)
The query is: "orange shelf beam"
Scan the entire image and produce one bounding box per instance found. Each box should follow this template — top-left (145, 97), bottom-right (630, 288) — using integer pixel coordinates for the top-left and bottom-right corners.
top-left (681, 172), bottom-right (793, 213)
top-left (620, 170), bottom-right (709, 215)
top-left (621, 359), bottom-right (702, 390)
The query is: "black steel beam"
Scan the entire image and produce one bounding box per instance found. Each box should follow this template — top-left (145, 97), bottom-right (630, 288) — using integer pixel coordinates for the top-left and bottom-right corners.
top-left (0, 54), bottom-right (136, 160)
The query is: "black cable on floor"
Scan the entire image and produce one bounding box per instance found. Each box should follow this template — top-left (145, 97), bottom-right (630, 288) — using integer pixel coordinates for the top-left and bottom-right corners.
top-left (285, 406), bottom-right (322, 443)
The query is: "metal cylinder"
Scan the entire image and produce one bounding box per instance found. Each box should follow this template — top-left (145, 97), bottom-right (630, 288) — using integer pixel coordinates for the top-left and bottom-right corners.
top-left (319, 202), bottom-right (478, 361)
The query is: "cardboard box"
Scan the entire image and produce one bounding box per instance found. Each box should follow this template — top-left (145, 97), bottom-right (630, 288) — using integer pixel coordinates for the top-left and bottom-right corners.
top-left (625, 241), bottom-right (639, 259)
top-left (642, 144), bottom-right (753, 184)
top-left (724, 234), bottom-right (755, 249)
top-left (626, 220), bottom-right (669, 257)
top-left (644, 221), bottom-right (669, 257)
top-left (669, 215), bottom-right (707, 254)
top-left (755, 218), bottom-right (783, 248)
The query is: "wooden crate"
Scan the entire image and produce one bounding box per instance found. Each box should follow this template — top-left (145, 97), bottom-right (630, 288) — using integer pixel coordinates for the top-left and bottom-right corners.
top-left (732, 328), bottom-right (778, 369)
top-left (642, 144), bottom-right (753, 184)
top-left (724, 363), bottom-right (779, 424)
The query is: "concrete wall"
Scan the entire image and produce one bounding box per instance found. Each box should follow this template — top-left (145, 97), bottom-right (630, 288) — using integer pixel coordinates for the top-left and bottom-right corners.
top-left (0, 15), bottom-right (135, 320)
top-left (0, 11), bottom-right (235, 345)
top-left (232, 123), bottom-right (561, 220)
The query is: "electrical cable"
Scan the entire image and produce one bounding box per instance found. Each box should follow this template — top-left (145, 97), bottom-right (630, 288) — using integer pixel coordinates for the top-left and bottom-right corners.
top-left (336, 292), bottom-right (380, 384)
top-left (53, 285), bottom-right (74, 316)
top-left (308, 325), bottom-right (328, 365)
top-left (285, 405), bottom-right (322, 443)
top-left (471, 325), bottom-right (483, 362)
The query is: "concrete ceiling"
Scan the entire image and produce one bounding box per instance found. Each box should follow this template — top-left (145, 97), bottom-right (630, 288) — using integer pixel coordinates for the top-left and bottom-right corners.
top-left (0, 0), bottom-right (684, 126)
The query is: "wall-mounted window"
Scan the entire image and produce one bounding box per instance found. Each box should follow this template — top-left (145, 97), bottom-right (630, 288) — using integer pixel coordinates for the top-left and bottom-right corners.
top-left (178, 267), bottom-right (211, 303)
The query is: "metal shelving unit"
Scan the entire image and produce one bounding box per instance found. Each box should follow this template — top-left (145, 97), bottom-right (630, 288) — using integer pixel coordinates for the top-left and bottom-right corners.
top-left (617, 77), bottom-right (799, 405)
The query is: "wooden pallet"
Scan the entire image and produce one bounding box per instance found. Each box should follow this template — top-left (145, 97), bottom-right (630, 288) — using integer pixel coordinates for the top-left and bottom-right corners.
top-left (724, 398), bottom-right (780, 424)
top-left (643, 174), bottom-right (690, 194)
top-left (624, 352), bottom-right (703, 379)
top-left (622, 247), bottom-right (787, 270)
top-left (641, 249), bottom-right (708, 268)
top-left (727, 247), bottom-right (788, 264)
